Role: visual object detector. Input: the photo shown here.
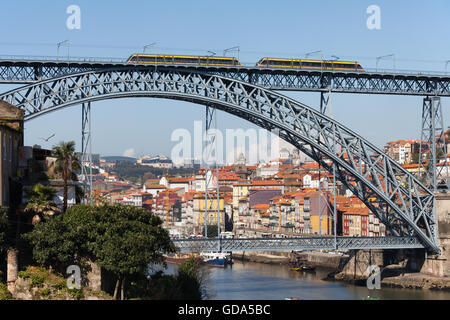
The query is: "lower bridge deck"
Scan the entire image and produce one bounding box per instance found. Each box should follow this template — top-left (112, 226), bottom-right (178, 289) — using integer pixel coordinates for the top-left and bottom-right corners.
top-left (172, 236), bottom-right (425, 253)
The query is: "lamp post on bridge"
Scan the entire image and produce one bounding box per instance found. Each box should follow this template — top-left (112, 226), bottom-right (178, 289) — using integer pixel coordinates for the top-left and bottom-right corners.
top-left (445, 60), bottom-right (450, 74)
top-left (223, 46), bottom-right (240, 60)
top-left (305, 50), bottom-right (323, 60)
top-left (376, 54), bottom-right (395, 72)
top-left (330, 55), bottom-right (340, 61)
top-left (143, 42), bottom-right (157, 54)
top-left (56, 40), bottom-right (70, 61)
top-left (306, 50), bottom-right (324, 71)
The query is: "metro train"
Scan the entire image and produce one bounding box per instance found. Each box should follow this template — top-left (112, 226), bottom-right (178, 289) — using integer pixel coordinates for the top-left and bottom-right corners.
top-left (127, 54), bottom-right (364, 71)
top-left (256, 57), bottom-right (364, 71)
top-left (126, 54), bottom-right (241, 66)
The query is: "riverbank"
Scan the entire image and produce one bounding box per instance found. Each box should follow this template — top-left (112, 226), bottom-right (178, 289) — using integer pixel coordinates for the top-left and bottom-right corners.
top-left (232, 251), bottom-right (450, 291)
top-left (204, 260), bottom-right (450, 300)
top-left (232, 251), bottom-right (291, 264)
top-left (232, 250), bottom-right (344, 268)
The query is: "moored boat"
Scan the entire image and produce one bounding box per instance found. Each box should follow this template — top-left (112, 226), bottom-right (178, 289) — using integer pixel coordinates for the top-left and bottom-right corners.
top-left (199, 252), bottom-right (231, 267)
top-left (163, 253), bottom-right (193, 264)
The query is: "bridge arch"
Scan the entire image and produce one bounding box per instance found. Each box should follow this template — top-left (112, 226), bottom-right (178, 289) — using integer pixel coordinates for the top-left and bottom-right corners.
top-left (0, 66), bottom-right (439, 253)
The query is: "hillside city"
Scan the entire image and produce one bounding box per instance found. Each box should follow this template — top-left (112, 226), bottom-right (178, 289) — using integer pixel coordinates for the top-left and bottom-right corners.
top-left (73, 134), bottom-right (450, 240)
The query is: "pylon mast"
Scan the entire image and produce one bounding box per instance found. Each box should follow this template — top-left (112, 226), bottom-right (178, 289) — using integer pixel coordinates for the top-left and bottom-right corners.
top-left (164, 169), bottom-right (170, 227)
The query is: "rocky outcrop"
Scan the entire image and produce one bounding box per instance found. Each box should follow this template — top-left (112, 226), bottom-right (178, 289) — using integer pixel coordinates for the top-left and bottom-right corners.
top-left (9, 266), bottom-right (112, 300)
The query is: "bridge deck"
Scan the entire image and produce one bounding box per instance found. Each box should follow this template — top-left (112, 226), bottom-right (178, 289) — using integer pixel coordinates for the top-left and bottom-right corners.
top-left (172, 236), bottom-right (425, 253)
top-left (1, 58), bottom-right (449, 96)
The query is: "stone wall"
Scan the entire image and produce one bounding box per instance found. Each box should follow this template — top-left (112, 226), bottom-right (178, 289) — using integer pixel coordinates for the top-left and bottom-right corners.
top-left (302, 252), bottom-right (344, 269)
top-left (6, 249), bottom-right (18, 293)
top-left (334, 249), bottom-right (384, 280)
top-left (419, 194), bottom-right (450, 277)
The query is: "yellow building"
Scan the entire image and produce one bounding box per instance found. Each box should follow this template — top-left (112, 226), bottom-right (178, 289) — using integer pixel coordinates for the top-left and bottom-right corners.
top-left (310, 215), bottom-right (333, 235)
top-left (232, 183), bottom-right (251, 222)
top-left (193, 193), bottom-right (225, 231)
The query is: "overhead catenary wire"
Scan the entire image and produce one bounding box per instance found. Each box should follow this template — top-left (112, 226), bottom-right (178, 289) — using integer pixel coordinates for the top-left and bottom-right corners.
top-left (0, 41), bottom-right (448, 65)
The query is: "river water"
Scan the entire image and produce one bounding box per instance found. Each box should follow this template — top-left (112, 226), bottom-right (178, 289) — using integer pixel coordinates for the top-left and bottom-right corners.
top-left (163, 261), bottom-right (450, 300)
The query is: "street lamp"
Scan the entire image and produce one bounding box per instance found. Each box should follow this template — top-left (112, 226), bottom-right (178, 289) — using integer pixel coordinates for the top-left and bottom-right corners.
top-left (305, 50), bottom-right (323, 59)
top-left (143, 42), bottom-right (157, 54)
top-left (376, 54), bottom-right (395, 72)
top-left (57, 40), bottom-right (70, 61)
top-left (223, 46), bottom-right (240, 60)
top-left (445, 60), bottom-right (450, 73)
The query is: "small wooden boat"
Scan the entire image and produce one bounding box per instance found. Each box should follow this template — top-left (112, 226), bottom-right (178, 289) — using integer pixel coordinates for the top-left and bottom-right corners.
top-left (163, 253), bottom-right (192, 264)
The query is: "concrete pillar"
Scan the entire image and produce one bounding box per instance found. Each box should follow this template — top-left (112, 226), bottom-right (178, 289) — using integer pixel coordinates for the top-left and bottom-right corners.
top-left (420, 194), bottom-right (450, 277)
top-left (6, 248), bottom-right (18, 293)
top-left (339, 249), bottom-right (384, 280)
top-left (82, 259), bottom-right (102, 291)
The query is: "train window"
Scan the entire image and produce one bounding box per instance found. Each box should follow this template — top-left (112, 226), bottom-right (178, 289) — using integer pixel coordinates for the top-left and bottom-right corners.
top-left (216, 59), bottom-right (230, 65)
top-left (186, 58), bottom-right (199, 63)
top-left (141, 56), bottom-right (164, 62)
top-left (302, 61), bottom-right (315, 67)
top-left (174, 57), bottom-right (193, 63)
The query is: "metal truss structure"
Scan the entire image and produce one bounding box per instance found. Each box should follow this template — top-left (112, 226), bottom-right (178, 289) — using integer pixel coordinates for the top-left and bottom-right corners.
top-left (80, 102), bottom-right (92, 203)
top-left (0, 62), bottom-right (93, 83)
top-left (0, 67), bottom-right (440, 253)
top-left (203, 106), bottom-right (221, 238)
top-left (0, 59), bottom-right (449, 96)
top-left (172, 236), bottom-right (424, 253)
top-left (419, 97), bottom-right (449, 190)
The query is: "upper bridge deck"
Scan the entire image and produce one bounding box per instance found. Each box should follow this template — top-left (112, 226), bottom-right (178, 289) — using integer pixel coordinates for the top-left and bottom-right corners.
top-left (0, 55), bottom-right (449, 96)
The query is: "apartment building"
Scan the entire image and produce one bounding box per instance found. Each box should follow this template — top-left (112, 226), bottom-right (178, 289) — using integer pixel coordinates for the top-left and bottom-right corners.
top-left (0, 101), bottom-right (24, 208)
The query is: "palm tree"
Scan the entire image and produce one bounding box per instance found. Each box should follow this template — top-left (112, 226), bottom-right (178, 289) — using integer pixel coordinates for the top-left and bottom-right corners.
top-left (24, 184), bottom-right (60, 225)
top-left (52, 141), bottom-right (81, 213)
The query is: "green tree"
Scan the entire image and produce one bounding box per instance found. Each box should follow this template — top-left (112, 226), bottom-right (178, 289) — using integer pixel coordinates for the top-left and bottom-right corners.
top-left (24, 184), bottom-right (60, 225)
top-left (52, 141), bottom-right (81, 213)
top-left (176, 257), bottom-right (209, 300)
top-left (24, 203), bottom-right (176, 300)
top-left (22, 215), bottom-right (80, 274)
top-left (138, 257), bottom-right (209, 300)
top-left (90, 204), bottom-right (176, 299)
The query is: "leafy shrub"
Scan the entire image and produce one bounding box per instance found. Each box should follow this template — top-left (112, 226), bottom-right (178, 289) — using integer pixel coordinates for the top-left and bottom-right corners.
top-left (0, 282), bottom-right (13, 300)
top-left (17, 266), bottom-right (49, 287)
top-left (40, 288), bottom-right (51, 296)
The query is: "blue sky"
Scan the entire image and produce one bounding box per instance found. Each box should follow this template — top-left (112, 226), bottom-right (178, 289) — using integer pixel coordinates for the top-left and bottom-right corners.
top-left (0, 0), bottom-right (449, 158)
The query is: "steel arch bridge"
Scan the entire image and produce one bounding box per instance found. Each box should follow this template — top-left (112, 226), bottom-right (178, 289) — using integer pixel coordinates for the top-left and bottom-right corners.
top-left (0, 66), bottom-right (439, 253)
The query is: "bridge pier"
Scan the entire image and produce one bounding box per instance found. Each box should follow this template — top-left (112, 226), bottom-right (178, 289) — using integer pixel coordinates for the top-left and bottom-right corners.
top-left (418, 194), bottom-right (450, 277)
top-left (335, 249), bottom-right (385, 281)
top-left (334, 194), bottom-right (450, 282)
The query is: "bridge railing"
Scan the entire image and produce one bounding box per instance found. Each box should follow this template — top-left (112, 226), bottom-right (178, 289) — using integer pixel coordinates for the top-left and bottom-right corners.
top-left (0, 54), bottom-right (127, 63)
top-left (172, 236), bottom-right (425, 253)
top-left (0, 55), bottom-right (449, 77)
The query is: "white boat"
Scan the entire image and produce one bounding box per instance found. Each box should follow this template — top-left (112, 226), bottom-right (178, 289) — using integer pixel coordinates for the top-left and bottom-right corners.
top-left (199, 252), bottom-right (232, 267)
